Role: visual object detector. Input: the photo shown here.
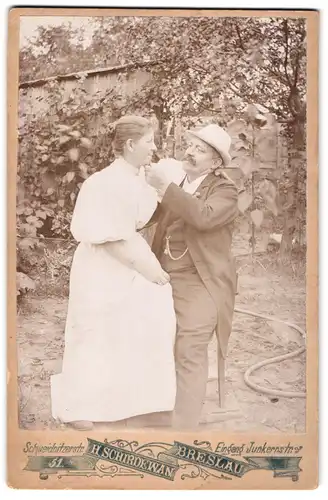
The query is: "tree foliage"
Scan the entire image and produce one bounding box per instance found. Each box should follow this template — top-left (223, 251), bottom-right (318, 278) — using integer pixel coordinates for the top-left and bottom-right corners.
top-left (17, 15), bottom-right (307, 295)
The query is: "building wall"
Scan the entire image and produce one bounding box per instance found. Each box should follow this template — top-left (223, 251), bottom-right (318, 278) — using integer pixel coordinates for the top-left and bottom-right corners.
top-left (18, 68), bottom-right (151, 128)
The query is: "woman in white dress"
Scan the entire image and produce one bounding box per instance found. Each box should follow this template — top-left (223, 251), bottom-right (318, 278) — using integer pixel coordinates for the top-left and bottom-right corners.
top-left (51, 116), bottom-right (177, 430)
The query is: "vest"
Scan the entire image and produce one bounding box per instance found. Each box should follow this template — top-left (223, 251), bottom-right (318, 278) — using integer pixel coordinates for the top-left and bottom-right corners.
top-left (160, 215), bottom-right (195, 272)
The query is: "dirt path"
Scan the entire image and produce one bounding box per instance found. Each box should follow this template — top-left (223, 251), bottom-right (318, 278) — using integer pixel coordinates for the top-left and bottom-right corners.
top-left (16, 256), bottom-right (306, 433)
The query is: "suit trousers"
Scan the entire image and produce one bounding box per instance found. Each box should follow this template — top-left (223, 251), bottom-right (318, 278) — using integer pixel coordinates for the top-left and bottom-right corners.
top-left (169, 266), bottom-right (217, 429)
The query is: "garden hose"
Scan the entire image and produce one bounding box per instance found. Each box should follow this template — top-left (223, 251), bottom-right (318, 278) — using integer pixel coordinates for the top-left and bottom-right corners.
top-left (234, 307), bottom-right (306, 399)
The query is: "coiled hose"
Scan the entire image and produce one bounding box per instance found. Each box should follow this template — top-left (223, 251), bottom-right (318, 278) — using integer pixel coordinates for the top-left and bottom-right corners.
top-left (234, 307), bottom-right (306, 398)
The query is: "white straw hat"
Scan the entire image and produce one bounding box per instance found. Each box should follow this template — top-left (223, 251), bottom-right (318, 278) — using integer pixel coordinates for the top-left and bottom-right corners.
top-left (188, 124), bottom-right (232, 166)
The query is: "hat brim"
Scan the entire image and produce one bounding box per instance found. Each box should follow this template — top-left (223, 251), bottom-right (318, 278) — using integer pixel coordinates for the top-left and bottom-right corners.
top-left (187, 130), bottom-right (231, 166)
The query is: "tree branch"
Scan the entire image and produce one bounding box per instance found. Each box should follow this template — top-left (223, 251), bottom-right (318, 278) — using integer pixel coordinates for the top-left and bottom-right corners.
top-left (189, 94), bottom-right (222, 115)
top-left (293, 51), bottom-right (300, 89)
top-left (188, 61), bottom-right (208, 75)
top-left (235, 22), bottom-right (245, 50)
top-left (293, 23), bottom-right (305, 89)
top-left (267, 67), bottom-right (290, 87)
top-left (283, 19), bottom-right (292, 87)
top-left (228, 82), bottom-right (246, 100)
top-left (227, 81), bottom-right (280, 116)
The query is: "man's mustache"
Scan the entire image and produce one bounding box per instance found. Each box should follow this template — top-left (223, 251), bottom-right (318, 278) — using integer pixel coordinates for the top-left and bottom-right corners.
top-left (183, 155), bottom-right (196, 165)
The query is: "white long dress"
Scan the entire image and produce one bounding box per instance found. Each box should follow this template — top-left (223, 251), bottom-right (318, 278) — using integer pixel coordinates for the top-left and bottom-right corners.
top-left (51, 158), bottom-right (177, 422)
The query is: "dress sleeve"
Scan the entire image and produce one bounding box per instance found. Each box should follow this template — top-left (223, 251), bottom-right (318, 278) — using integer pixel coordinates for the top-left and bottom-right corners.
top-left (70, 172), bottom-right (137, 244)
top-left (135, 176), bottom-right (159, 230)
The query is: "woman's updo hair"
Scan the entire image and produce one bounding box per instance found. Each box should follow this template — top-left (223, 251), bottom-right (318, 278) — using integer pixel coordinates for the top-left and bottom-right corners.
top-left (111, 115), bottom-right (153, 156)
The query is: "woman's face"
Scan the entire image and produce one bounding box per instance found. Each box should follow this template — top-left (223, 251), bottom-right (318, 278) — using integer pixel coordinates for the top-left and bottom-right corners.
top-left (127, 130), bottom-right (157, 167)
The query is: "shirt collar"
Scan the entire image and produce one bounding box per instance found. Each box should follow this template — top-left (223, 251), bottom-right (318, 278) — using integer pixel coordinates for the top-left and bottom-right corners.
top-left (112, 156), bottom-right (140, 176)
top-left (183, 173), bottom-right (208, 194)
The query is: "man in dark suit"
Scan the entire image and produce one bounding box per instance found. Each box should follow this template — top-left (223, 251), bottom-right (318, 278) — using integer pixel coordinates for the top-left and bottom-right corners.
top-left (146, 124), bottom-right (239, 429)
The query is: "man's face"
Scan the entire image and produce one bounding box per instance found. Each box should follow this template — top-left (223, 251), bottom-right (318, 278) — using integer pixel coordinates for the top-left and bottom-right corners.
top-left (182, 135), bottom-right (220, 177)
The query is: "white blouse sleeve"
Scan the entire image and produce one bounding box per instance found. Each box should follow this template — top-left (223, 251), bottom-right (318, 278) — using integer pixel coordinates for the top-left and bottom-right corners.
top-left (70, 172), bottom-right (137, 244)
top-left (135, 176), bottom-right (159, 229)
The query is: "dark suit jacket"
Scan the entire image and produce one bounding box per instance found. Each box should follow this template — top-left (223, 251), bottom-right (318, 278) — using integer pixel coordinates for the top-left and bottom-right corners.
top-left (151, 171), bottom-right (239, 358)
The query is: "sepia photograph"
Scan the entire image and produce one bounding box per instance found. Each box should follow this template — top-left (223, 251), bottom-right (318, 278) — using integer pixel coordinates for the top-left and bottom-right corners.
top-left (15, 12), bottom-right (309, 435)
top-left (5, 5), bottom-right (320, 489)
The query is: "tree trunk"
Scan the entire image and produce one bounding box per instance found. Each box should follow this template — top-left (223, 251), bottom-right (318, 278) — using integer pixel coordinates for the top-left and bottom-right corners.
top-left (152, 101), bottom-right (165, 152)
top-left (280, 119), bottom-right (305, 259)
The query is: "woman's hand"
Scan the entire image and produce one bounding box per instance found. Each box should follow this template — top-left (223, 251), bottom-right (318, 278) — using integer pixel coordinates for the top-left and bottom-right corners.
top-left (152, 269), bottom-right (170, 286)
top-left (140, 262), bottom-right (170, 285)
top-left (103, 234), bottom-right (170, 285)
